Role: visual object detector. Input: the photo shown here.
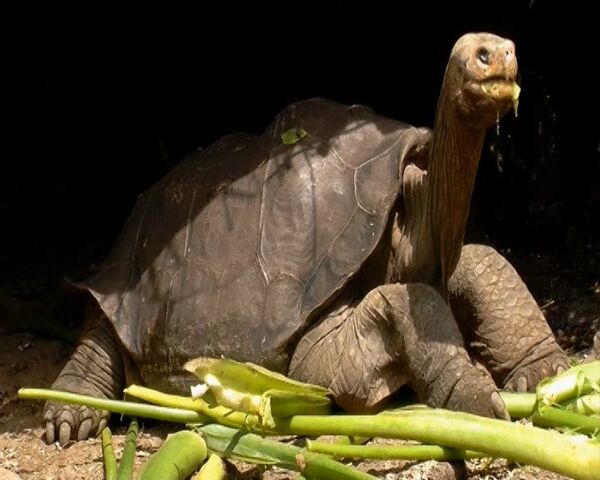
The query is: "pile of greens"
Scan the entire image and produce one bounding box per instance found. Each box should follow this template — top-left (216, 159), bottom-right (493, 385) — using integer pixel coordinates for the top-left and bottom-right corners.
top-left (18, 358), bottom-right (600, 480)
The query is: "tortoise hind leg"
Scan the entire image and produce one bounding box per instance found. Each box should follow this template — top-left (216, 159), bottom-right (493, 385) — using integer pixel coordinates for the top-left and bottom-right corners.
top-left (448, 244), bottom-right (570, 392)
top-left (43, 303), bottom-right (125, 445)
top-left (289, 283), bottom-right (508, 419)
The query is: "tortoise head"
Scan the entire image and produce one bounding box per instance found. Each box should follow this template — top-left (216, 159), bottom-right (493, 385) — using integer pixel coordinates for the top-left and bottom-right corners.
top-left (443, 32), bottom-right (519, 128)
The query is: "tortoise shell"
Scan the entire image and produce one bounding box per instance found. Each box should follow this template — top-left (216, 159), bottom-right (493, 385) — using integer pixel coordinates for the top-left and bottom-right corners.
top-left (80, 98), bottom-right (430, 388)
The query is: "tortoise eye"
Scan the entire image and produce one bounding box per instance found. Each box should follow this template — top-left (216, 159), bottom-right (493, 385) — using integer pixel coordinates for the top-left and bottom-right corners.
top-left (477, 47), bottom-right (491, 65)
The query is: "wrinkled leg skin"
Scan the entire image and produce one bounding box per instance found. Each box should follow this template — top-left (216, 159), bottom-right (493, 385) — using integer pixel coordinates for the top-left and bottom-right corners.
top-left (289, 283), bottom-right (509, 419)
top-left (448, 244), bottom-right (570, 392)
top-left (43, 304), bottom-right (125, 445)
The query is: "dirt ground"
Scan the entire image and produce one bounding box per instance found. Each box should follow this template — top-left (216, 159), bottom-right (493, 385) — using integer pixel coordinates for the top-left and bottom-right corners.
top-left (1, 250), bottom-right (598, 479)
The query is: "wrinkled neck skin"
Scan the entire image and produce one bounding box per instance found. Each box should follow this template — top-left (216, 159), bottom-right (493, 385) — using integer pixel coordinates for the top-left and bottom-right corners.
top-left (429, 84), bottom-right (486, 292)
top-left (392, 78), bottom-right (487, 296)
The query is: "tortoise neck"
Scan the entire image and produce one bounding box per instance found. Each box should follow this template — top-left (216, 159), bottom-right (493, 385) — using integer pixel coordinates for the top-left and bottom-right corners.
top-left (426, 83), bottom-right (486, 294)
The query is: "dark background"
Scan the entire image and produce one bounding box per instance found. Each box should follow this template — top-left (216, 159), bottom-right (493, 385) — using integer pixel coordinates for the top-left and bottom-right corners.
top-left (3, 1), bottom-right (599, 335)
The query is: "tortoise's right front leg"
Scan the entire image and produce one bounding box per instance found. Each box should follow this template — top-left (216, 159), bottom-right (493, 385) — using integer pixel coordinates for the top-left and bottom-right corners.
top-left (43, 305), bottom-right (124, 445)
top-left (289, 283), bottom-right (508, 419)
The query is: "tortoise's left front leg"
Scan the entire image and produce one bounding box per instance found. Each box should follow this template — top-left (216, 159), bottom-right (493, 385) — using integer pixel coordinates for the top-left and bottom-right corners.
top-left (448, 244), bottom-right (569, 392)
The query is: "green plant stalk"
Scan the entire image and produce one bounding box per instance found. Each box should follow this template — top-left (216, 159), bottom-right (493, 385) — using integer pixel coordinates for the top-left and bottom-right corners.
top-left (272, 411), bottom-right (600, 480)
top-left (19, 387), bottom-right (600, 480)
top-left (500, 392), bottom-right (537, 418)
top-left (532, 405), bottom-right (600, 436)
top-left (124, 384), bottom-right (266, 431)
top-left (17, 388), bottom-right (208, 424)
top-left (334, 402), bottom-right (428, 446)
top-left (101, 427), bottom-right (117, 480)
top-left (116, 419), bottom-right (138, 480)
top-left (197, 423), bottom-right (376, 480)
top-left (501, 391), bottom-right (600, 420)
top-left (306, 439), bottom-right (483, 461)
top-left (123, 385), bottom-right (208, 412)
top-left (191, 453), bottom-right (226, 480)
top-left (138, 430), bottom-right (208, 480)
top-left (537, 361), bottom-right (600, 406)
top-left (501, 391), bottom-right (600, 429)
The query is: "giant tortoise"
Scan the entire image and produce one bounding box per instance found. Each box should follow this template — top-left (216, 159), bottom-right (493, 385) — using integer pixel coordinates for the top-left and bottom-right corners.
top-left (44, 32), bottom-right (569, 445)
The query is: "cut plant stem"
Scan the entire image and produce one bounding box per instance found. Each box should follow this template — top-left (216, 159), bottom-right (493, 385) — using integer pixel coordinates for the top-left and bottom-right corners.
top-left (138, 430), bottom-right (208, 480)
top-left (306, 439), bottom-right (482, 461)
top-left (500, 392), bottom-right (537, 418)
top-left (116, 419), bottom-right (138, 480)
top-left (17, 388), bottom-right (208, 424)
top-left (191, 453), bottom-right (226, 480)
top-left (537, 360), bottom-right (600, 406)
top-left (501, 391), bottom-right (600, 420)
top-left (101, 427), bottom-right (117, 480)
top-left (532, 405), bottom-right (600, 436)
top-left (197, 423), bottom-right (376, 480)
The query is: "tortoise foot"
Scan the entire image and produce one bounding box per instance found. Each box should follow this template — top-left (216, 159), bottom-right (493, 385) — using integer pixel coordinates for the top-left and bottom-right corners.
top-left (43, 401), bottom-right (109, 445)
top-left (444, 365), bottom-right (510, 420)
top-left (503, 341), bottom-right (570, 392)
top-left (42, 308), bottom-right (124, 445)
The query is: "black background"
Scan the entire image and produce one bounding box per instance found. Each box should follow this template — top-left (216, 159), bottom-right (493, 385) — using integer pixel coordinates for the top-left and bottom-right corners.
top-left (4, 2), bottom-right (599, 326)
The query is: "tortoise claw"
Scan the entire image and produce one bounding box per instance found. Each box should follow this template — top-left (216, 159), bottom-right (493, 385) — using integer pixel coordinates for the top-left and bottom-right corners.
top-left (554, 364), bottom-right (566, 375)
top-left (516, 375), bottom-right (528, 392)
top-left (45, 421), bottom-right (55, 445)
top-left (445, 367), bottom-right (510, 420)
top-left (491, 391), bottom-right (511, 420)
top-left (504, 350), bottom-right (570, 392)
top-left (77, 418), bottom-right (93, 441)
top-left (97, 418), bottom-right (108, 435)
top-left (59, 422), bottom-right (72, 446)
top-left (42, 401), bottom-right (109, 445)
top-left (57, 408), bottom-right (75, 446)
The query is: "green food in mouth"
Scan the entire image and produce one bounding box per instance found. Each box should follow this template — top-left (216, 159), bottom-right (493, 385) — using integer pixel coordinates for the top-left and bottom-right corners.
top-left (481, 79), bottom-right (521, 116)
top-left (512, 82), bottom-right (521, 116)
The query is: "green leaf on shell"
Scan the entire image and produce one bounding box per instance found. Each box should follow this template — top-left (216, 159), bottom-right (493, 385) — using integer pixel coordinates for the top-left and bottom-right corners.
top-left (281, 128), bottom-right (307, 145)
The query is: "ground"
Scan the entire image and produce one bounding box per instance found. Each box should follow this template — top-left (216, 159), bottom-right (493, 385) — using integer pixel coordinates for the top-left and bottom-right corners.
top-left (0, 251), bottom-right (598, 480)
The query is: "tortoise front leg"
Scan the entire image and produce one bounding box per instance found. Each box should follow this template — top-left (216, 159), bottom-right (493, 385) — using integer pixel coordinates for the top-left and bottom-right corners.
top-left (289, 283), bottom-right (508, 419)
top-left (448, 244), bottom-right (569, 392)
top-left (43, 304), bottom-right (125, 445)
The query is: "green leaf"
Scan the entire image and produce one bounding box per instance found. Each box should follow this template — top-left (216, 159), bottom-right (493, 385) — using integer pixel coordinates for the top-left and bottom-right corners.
top-left (196, 424), bottom-right (279, 465)
top-left (281, 128), bottom-right (307, 145)
top-left (184, 357), bottom-right (330, 396)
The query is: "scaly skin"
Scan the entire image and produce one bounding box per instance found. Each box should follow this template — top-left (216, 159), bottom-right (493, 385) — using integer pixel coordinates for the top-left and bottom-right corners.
top-left (448, 244), bottom-right (569, 392)
top-left (289, 283), bottom-right (509, 419)
top-left (43, 306), bottom-right (123, 445)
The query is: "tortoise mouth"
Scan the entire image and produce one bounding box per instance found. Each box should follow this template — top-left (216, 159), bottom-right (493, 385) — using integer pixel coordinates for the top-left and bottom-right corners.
top-left (474, 76), bottom-right (521, 103)
top-left (463, 76), bottom-right (521, 116)
top-left (478, 77), bottom-right (520, 103)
